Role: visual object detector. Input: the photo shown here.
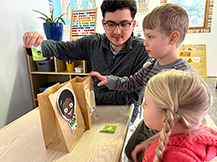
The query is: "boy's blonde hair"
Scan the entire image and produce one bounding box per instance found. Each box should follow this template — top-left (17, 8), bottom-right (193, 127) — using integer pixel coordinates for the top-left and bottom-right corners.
top-left (145, 70), bottom-right (211, 161)
top-left (143, 3), bottom-right (189, 47)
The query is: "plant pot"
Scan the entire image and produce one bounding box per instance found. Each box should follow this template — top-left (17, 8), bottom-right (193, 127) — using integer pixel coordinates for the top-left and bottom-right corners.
top-left (43, 23), bottom-right (63, 41)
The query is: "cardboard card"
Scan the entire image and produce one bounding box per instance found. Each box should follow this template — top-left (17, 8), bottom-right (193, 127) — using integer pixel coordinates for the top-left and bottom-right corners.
top-left (32, 45), bottom-right (44, 61)
top-left (100, 125), bottom-right (117, 133)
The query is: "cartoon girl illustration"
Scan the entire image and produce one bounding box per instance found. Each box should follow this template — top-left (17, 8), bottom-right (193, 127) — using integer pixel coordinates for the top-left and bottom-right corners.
top-left (57, 87), bottom-right (77, 133)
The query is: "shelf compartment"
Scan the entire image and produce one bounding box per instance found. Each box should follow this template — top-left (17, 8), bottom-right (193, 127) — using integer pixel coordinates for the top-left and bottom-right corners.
top-left (31, 74), bottom-right (70, 99)
top-left (178, 44), bottom-right (207, 81)
top-left (55, 59), bottom-right (90, 74)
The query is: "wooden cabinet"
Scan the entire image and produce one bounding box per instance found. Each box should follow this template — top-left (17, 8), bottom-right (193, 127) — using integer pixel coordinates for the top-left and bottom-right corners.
top-left (27, 55), bottom-right (90, 107)
top-left (178, 44), bottom-right (207, 81)
top-left (26, 8), bottom-right (98, 108)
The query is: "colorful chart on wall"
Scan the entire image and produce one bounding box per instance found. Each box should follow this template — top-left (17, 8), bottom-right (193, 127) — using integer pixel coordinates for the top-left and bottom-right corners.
top-left (70, 8), bottom-right (97, 40)
top-left (48, 0), bottom-right (96, 41)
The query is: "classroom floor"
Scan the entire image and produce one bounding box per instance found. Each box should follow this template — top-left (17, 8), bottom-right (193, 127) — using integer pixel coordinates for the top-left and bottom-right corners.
top-left (121, 77), bottom-right (217, 162)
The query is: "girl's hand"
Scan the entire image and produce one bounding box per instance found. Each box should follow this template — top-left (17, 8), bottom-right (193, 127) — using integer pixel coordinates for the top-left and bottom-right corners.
top-left (131, 140), bottom-right (152, 162)
top-left (90, 71), bottom-right (108, 86)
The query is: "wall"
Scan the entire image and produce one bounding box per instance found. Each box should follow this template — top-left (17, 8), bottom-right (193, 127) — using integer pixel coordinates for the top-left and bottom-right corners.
top-left (0, 0), bottom-right (48, 128)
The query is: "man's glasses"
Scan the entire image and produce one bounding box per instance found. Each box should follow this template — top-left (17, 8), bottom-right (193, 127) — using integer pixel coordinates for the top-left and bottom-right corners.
top-left (104, 20), bottom-right (133, 31)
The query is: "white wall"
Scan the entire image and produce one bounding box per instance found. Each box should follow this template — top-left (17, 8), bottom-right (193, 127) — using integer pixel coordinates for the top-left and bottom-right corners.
top-left (0, 0), bottom-right (48, 128)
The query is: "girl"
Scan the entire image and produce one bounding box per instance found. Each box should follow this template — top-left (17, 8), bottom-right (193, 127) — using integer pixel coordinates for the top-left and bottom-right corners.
top-left (140, 70), bottom-right (217, 162)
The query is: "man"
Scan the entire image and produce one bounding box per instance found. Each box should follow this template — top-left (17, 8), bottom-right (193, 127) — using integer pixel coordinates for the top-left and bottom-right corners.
top-left (23, 0), bottom-right (149, 123)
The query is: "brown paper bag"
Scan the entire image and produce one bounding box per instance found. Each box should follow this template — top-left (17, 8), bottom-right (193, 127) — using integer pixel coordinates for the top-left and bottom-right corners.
top-left (70, 75), bottom-right (96, 129)
top-left (37, 83), bottom-right (63, 151)
top-left (38, 82), bottom-right (85, 152)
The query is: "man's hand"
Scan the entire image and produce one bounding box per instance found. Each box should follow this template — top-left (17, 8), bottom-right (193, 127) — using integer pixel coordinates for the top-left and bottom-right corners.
top-left (90, 71), bottom-right (108, 86)
top-left (22, 31), bottom-right (44, 48)
top-left (131, 140), bottom-right (152, 162)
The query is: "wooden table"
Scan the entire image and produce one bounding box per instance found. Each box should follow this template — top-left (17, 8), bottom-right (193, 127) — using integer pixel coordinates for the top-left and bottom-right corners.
top-left (0, 104), bottom-right (133, 162)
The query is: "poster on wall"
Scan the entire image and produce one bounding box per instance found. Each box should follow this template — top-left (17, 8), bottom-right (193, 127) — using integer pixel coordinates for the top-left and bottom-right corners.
top-left (48, 0), bottom-right (95, 41)
top-left (136, 0), bottom-right (149, 14)
top-left (71, 9), bottom-right (96, 39)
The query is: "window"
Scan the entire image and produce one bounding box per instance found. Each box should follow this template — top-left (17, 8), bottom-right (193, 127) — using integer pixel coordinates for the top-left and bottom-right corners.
top-left (162, 0), bottom-right (213, 33)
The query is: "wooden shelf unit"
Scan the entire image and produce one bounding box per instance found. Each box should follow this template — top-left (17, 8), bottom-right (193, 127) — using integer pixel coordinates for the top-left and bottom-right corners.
top-left (27, 55), bottom-right (90, 107)
top-left (178, 44), bottom-right (207, 81)
top-left (26, 8), bottom-right (98, 108)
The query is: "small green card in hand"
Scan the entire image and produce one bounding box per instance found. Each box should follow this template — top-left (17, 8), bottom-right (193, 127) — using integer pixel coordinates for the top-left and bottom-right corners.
top-left (32, 45), bottom-right (44, 61)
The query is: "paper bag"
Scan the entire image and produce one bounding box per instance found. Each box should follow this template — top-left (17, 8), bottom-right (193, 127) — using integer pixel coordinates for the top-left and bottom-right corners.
top-left (70, 75), bottom-right (96, 129)
top-left (38, 83), bottom-right (63, 151)
top-left (38, 82), bottom-right (85, 152)
top-left (49, 82), bottom-right (85, 152)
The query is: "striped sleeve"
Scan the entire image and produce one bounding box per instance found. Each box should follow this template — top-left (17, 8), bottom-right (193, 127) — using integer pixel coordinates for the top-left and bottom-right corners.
top-left (106, 59), bottom-right (157, 91)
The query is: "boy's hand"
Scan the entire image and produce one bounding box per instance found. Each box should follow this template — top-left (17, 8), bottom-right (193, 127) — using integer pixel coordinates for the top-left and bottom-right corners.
top-left (90, 71), bottom-right (108, 86)
top-left (23, 31), bottom-right (44, 48)
top-left (131, 140), bottom-right (152, 162)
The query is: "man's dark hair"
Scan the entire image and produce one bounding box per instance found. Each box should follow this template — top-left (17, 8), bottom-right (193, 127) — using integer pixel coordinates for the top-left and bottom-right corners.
top-left (101, 0), bottom-right (137, 20)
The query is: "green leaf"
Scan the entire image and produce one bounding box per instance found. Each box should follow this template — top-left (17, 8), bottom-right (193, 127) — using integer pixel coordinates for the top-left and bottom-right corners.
top-left (33, 9), bottom-right (66, 25)
top-left (59, 17), bottom-right (66, 25)
top-left (48, 18), bottom-right (53, 23)
top-left (51, 10), bottom-right (54, 22)
top-left (56, 13), bottom-right (66, 24)
top-left (37, 17), bottom-right (47, 21)
top-left (54, 17), bottom-right (58, 22)
top-left (32, 9), bottom-right (49, 19)
top-left (59, 13), bottom-right (65, 18)
top-left (45, 19), bottom-right (50, 27)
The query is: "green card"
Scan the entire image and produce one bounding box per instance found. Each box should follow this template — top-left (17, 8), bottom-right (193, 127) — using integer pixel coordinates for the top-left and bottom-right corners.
top-left (100, 125), bottom-right (117, 133)
top-left (32, 45), bottom-right (44, 61)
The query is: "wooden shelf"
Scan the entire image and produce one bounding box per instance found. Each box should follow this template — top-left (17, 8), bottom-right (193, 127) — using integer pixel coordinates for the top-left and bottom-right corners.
top-left (27, 55), bottom-right (90, 107)
top-left (25, 8), bottom-right (98, 108)
top-left (178, 44), bottom-right (207, 81)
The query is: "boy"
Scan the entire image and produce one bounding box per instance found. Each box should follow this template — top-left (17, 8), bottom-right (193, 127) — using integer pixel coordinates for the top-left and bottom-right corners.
top-left (58, 88), bottom-right (77, 133)
top-left (90, 3), bottom-right (194, 161)
top-left (22, 0), bottom-right (149, 123)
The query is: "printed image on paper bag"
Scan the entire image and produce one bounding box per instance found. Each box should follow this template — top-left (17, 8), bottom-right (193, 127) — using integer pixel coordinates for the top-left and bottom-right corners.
top-left (44, 82), bottom-right (85, 152)
top-left (57, 87), bottom-right (78, 133)
top-left (84, 83), bottom-right (95, 115)
top-left (70, 76), bottom-right (96, 130)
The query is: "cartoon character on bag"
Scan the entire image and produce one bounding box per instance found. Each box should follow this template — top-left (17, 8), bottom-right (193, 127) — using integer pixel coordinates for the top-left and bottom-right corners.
top-left (84, 83), bottom-right (95, 115)
top-left (57, 87), bottom-right (78, 133)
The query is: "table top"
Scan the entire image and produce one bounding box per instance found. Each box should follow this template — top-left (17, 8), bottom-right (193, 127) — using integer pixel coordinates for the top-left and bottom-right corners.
top-left (0, 104), bottom-right (133, 162)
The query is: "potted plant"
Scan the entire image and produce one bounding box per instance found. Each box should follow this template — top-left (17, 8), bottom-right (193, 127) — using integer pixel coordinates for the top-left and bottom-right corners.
top-left (33, 9), bottom-right (66, 41)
